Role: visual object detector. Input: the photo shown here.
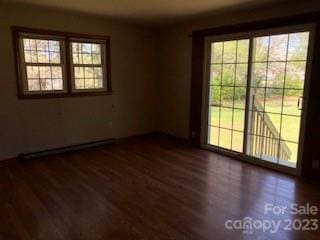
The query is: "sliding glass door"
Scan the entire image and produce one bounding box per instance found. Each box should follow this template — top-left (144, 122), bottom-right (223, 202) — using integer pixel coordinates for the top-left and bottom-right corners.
top-left (208, 39), bottom-right (249, 152)
top-left (204, 25), bottom-right (313, 171)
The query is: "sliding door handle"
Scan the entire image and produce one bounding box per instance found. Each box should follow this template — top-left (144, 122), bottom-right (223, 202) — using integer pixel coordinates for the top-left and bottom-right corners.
top-left (297, 96), bottom-right (303, 110)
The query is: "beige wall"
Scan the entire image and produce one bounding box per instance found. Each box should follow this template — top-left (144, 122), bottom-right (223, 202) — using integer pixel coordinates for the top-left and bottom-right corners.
top-left (0, 3), bottom-right (157, 160)
top-left (156, 0), bottom-right (320, 139)
top-left (1, 1), bottom-right (320, 161)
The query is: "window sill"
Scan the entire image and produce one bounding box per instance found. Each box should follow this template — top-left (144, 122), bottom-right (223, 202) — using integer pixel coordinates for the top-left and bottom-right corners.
top-left (17, 91), bottom-right (112, 99)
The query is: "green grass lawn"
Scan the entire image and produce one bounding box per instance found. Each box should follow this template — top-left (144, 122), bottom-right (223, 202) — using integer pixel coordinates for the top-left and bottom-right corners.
top-left (209, 97), bottom-right (301, 163)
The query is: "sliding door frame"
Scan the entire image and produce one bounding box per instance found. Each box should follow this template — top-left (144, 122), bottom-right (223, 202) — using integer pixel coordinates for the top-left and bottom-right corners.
top-left (190, 12), bottom-right (320, 177)
top-left (201, 24), bottom-right (315, 176)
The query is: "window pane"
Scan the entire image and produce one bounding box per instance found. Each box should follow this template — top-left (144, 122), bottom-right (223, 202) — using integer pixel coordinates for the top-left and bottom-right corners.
top-left (233, 87), bottom-right (247, 109)
top-left (75, 78), bottom-right (85, 89)
top-left (51, 67), bottom-right (62, 79)
top-left (72, 42), bottom-right (80, 52)
top-left (85, 79), bottom-right (95, 89)
top-left (223, 41), bottom-right (237, 63)
top-left (40, 79), bottom-right (53, 90)
top-left (283, 89), bottom-right (303, 116)
top-left (248, 134), bottom-right (265, 158)
top-left (221, 86), bottom-right (234, 108)
top-left (24, 50), bottom-right (37, 63)
top-left (95, 78), bottom-right (103, 88)
top-left (27, 66), bottom-right (39, 79)
top-left (75, 67), bottom-right (84, 78)
top-left (235, 64), bottom-right (247, 86)
top-left (209, 106), bottom-right (220, 127)
top-left (36, 40), bottom-right (49, 51)
top-left (210, 64), bottom-right (222, 85)
top-left (72, 42), bottom-right (103, 65)
top-left (72, 42), bottom-right (105, 90)
top-left (52, 79), bottom-right (63, 90)
top-left (219, 128), bottom-right (231, 149)
top-left (208, 126), bottom-right (219, 146)
top-left (281, 115), bottom-right (301, 143)
top-left (49, 52), bottom-right (60, 64)
top-left (27, 80), bottom-right (40, 91)
top-left (82, 43), bottom-right (92, 53)
top-left (249, 88), bottom-right (265, 111)
top-left (269, 34), bottom-right (288, 61)
top-left (23, 39), bottom-right (31, 50)
top-left (264, 88), bottom-right (283, 114)
top-left (83, 53), bottom-right (92, 64)
top-left (232, 131), bottom-right (243, 152)
top-left (39, 66), bottom-right (51, 79)
top-left (285, 61), bottom-right (306, 89)
top-left (29, 39), bottom-right (37, 50)
top-left (23, 39), bottom-right (61, 64)
top-left (237, 39), bottom-right (249, 63)
top-left (222, 64), bottom-right (235, 85)
top-left (267, 62), bottom-right (285, 88)
top-left (220, 107), bottom-right (233, 129)
top-left (260, 137), bottom-right (279, 163)
top-left (38, 51), bottom-right (50, 63)
top-left (262, 113), bottom-right (281, 136)
top-left (248, 111), bottom-right (261, 134)
top-left (74, 66), bottom-right (103, 90)
top-left (254, 36), bottom-right (269, 62)
top-left (49, 40), bottom-right (60, 52)
top-left (279, 141), bottom-right (298, 167)
top-left (26, 66), bottom-right (63, 92)
top-left (92, 44), bottom-right (101, 54)
top-left (209, 86), bottom-right (221, 106)
top-left (84, 67), bottom-right (94, 78)
top-left (94, 67), bottom-right (103, 87)
top-left (73, 53), bottom-right (79, 64)
top-left (211, 42), bottom-right (223, 63)
top-left (92, 54), bottom-right (101, 64)
top-left (232, 109), bottom-right (245, 132)
top-left (288, 32), bottom-right (309, 61)
top-left (93, 67), bottom-right (102, 79)
top-left (252, 63), bottom-right (267, 87)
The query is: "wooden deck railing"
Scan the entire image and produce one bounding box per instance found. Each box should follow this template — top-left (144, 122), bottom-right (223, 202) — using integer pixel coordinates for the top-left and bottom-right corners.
top-left (248, 95), bottom-right (291, 161)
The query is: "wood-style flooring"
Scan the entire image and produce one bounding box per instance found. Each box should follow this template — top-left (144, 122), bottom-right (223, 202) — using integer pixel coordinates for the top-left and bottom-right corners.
top-left (0, 135), bottom-right (319, 240)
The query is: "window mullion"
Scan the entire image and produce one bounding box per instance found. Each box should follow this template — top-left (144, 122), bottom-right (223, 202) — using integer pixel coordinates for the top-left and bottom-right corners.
top-left (243, 37), bottom-right (255, 154)
top-left (72, 64), bottom-right (104, 67)
top-left (65, 37), bottom-right (72, 94)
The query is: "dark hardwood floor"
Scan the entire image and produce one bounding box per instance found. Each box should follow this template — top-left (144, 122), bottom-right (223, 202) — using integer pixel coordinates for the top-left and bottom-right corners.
top-left (0, 135), bottom-right (319, 240)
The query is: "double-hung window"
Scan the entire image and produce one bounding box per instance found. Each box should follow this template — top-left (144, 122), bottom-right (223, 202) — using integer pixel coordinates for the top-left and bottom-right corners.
top-left (19, 35), bottom-right (66, 94)
top-left (71, 40), bottom-right (106, 92)
top-left (12, 27), bottom-right (111, 98)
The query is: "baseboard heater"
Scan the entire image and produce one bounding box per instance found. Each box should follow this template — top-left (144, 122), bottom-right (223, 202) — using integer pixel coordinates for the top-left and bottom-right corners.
top-left (19, 138), bottom-right (116, 160)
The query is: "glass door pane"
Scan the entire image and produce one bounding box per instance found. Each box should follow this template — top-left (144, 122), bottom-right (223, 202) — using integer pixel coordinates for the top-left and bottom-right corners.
top-left (208, 39), bottom-right (249, 152)
top-left (246, 32), bottom-right (310, 168)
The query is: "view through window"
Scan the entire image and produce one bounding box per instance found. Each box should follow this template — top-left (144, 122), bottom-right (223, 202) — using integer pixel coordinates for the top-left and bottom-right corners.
top-left (13, 27), bottom-right (111, 98)
top-left (23, 38), bottom-right (64, 92)
top-left (207, 29), bottom-right (310, 168)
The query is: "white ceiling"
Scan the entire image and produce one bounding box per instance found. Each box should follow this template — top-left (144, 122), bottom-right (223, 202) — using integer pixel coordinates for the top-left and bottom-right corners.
top-left (7, 0), bottom-right (286, 25)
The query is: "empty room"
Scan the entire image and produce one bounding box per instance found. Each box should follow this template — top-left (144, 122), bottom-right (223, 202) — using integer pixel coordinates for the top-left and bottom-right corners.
top-left (1, 0), bottom-right (320, 239)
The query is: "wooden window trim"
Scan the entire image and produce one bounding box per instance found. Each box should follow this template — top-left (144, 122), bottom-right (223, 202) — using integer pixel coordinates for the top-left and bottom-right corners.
top-left (18, 34), bottom-right (68, 95)
top-left (12, 26), bottom-right (112, 99)
top-left (69, 38), bottom-right (108, 93)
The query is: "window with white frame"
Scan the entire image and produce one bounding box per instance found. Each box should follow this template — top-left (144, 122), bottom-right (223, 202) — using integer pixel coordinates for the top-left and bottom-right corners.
top-left (13, 27), bottom-right (111, 98)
